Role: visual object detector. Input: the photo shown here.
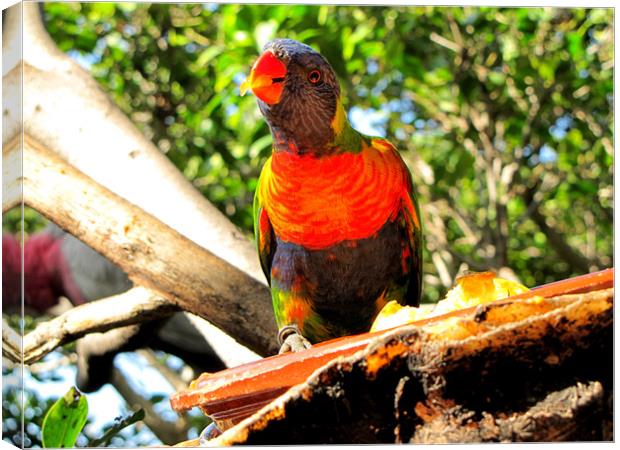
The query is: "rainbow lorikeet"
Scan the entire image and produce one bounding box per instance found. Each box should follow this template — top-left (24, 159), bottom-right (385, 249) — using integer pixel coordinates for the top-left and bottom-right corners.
top-left (242, 39), bottom-right (423, 353)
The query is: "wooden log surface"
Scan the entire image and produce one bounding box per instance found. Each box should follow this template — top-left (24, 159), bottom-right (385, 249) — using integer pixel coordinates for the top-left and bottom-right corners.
top-left (169, 269), bottom-right (613, 422)
top-left (14, 135), bottom-right (279, 357)
top-left (205, 287), bottom-right (613, 444)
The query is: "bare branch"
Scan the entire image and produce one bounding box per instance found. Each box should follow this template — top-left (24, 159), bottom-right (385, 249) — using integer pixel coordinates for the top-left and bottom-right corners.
top-left (2, 318), bottom-right (21, 363)
top-left (13, 2), bottom-right (265, 285)
top-left (2, 287), bottom-right (177, 365)
top-left (15, 135), bottom-right (279, 356)
top-left (430, 32), bottom-right (461, 53)
top-left (447, 14), bottom-right (464, 49)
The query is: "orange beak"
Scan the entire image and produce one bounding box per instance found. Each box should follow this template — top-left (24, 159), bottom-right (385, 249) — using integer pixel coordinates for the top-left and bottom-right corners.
top-left (240, 50), bottom-right (287, 105)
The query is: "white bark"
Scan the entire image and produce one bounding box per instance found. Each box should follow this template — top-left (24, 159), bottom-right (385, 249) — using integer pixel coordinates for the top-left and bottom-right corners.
top-left (4, 2), bottom-right (265, 284)
top-left (14, 137), bottom-right (278, 356)
top-left (2, 4), bottom-right (276, 363)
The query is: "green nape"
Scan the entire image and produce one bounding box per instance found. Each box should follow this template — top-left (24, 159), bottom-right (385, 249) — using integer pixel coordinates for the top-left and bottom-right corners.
top-left (329, 98), bottom-right (371, 153)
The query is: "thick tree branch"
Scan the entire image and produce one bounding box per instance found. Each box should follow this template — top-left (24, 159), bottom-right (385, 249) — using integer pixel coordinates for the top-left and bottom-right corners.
top-left (2, 287), bottom-right (178, 365)
top-left (12, 135), bottom-right (279, 356)
top-left (2, 135), bottom-right (21, 212)
top-left (3, 3), bottom-right (275, 366)
top-left (4, 3), bottom-right (265, 285)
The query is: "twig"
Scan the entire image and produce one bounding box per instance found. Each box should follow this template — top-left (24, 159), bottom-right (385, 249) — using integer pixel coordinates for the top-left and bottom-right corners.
top-left (111, 366), bottom-right (190, 445)
top-left (2, 287), bottom-right (178, 365)
top-left (430, 32), bottom-right (461, 53)
top-left (89, 409), bottom-right (145, 447)
top-left (2, 318), bottom-right (22, 363)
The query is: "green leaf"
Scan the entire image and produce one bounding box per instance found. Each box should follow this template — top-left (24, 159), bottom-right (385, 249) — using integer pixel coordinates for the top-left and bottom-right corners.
top-left (566, 32), bottom-right (584, 60)
top-left (41, 387), bottom-right (88, 448)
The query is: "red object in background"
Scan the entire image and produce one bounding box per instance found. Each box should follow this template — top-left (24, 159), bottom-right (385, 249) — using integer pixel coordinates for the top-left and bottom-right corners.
top-left (170, 268), bottom-right (614, 430)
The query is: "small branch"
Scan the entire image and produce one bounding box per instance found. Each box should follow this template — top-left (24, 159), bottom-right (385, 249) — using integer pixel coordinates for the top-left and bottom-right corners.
top-left (430, 32), bottom-right (461, 53)
top-left (447, 14), bottom-right (464, 49)
top-left (2, 287), bottom-right (178, 365)
top-left (89, 408), bottom-right (145, 447)
top-left (2, 318), bottom-right (22, 363)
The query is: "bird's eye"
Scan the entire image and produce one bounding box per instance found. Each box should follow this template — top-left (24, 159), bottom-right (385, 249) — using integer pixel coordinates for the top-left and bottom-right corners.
top-left (307, 69), bottom-right (322, 84)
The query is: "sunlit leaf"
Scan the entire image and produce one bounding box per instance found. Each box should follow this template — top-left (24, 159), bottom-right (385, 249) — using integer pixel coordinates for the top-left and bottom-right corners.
top-left (41, 387), bottom-right (88, 448)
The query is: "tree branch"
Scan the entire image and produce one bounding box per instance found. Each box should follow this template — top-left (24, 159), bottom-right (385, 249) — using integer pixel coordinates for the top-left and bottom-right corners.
top-left (10, 2), bottom-right (265, 285)
top-left (2, 135), bottom-right (21, 213)
top-left (2, 318), bottom-right (22, 363)
top-left (2, 287), bottom-right (178, 365)
top-left (14, 135), bottom-right (279, 356)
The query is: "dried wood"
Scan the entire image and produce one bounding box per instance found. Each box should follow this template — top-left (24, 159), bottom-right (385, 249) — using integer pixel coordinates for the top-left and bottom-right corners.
top-left (2, 287), bottom-right (177, 365)
top-left (10, 135), bottom-right (278, 357)
top-left (207, 288), bottom-right (612, 444)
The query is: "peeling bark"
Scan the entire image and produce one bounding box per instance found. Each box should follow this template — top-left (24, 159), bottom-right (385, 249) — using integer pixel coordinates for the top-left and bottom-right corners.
top-left (208, 289), bottom-right (612, 444)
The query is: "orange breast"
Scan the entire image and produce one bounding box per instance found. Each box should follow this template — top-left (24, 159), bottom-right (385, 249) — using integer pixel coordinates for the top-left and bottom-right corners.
top-left (260, 140), bottom-right (411, 249)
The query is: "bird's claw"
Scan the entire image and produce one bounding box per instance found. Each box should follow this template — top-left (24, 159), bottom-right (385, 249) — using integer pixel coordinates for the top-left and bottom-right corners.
top-left (277, 325), bottom-right (312, 354)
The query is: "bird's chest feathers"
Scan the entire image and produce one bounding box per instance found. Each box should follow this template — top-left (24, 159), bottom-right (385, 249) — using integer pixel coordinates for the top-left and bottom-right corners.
top-left (261, 145), bottom-right (407, 249)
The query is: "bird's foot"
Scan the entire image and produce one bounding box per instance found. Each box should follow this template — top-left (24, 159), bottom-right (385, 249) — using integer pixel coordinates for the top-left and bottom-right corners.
top-left (278, 325), bottom-right (312, 354)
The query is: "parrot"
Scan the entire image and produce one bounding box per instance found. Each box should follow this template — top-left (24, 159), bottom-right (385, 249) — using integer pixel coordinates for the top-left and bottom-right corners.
top-left (2, 224), bottom-right (226, 391)
top-left (242, 39), bottom-right (423, 353)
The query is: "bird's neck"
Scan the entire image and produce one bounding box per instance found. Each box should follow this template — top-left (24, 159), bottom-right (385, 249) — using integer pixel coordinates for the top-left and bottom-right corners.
top-left (270, 99), bottom-right (366, 157)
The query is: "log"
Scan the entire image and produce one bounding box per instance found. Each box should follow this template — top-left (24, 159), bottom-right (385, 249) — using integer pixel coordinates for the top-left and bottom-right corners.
top-left (169, 269), bottom-right (614, 424)
top-left (13, 136), bottom-right (278, 356)
top-left (204, 286), bottom-right (612, 444)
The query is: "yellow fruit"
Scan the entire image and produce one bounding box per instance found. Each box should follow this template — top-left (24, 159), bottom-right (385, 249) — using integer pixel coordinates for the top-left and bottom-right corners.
top-left (370, 301), bottom-right (434, 332)
top-left (370, 272), bottom-right (530, 332)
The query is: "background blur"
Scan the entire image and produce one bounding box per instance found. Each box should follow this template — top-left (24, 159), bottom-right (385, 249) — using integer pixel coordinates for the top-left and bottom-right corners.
top-left (3, 4), bottom-right (613, 447)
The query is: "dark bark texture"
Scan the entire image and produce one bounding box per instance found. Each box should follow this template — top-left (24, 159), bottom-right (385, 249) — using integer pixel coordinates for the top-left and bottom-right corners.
top-left (209, 288), bottom-right (612, 445)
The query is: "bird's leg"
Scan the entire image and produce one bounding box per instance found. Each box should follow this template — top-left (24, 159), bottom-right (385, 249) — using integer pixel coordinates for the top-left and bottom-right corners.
top-left (278, 325), bottom-right (312, 354)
